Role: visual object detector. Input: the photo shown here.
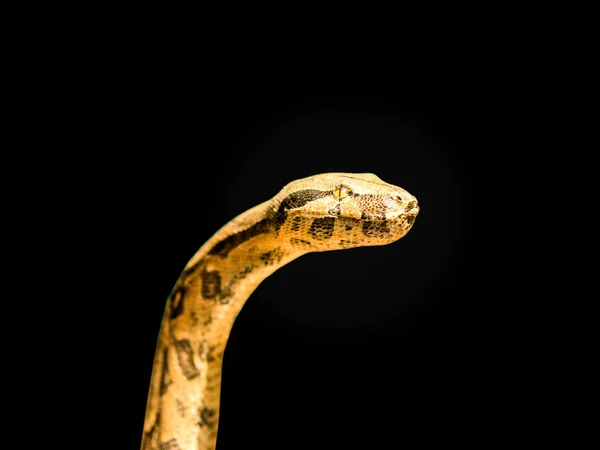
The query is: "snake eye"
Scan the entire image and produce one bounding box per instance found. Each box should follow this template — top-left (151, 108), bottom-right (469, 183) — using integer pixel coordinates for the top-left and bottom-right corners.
top-left (333, 186), bottom-right (353, 200)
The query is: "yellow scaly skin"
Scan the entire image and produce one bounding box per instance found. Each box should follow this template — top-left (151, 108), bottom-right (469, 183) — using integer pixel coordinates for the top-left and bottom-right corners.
top-left (142, 173), bottom-right (419, 450)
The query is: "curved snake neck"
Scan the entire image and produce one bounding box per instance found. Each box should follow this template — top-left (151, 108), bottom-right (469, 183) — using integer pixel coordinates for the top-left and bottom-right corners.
top-left (141, 173), bottom-right (419, 450)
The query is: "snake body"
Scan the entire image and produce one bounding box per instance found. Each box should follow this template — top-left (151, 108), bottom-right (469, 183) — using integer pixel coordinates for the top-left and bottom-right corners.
top-left (141, 172), bottom-right (419, 450)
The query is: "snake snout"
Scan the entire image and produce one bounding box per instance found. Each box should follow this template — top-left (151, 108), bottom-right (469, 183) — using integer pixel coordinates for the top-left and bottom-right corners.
top-left (394, 196), bottom-right (419, 214)
top-left (404, 200), bottom-right (417, 213)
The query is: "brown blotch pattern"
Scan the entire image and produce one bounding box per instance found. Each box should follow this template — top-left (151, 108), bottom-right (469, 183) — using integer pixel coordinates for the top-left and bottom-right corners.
top-left (174, 339), bottom-right (200, 380)
top-left (159, 348), bottom-right (172, 396)
top-left (229, 265), bottom-right (254, 284)
top-left (159, 439), bottom-right (180, 450)
top-left (273, 189), bottom-right (332, 230)
top-left (198, 341), bottom-right (217, 363)
top-left (198, 407), bottom-right (217, 428)
top-left (259, 248), bottom-right (284, 266)
top-left (176, 399), bottom-right (185, 417)
top-left (205, 265), bottom-right (256, 306)
top-left (208, 218), bottom-right (271, 257)
top-left (290, 237), bottom-right (312, 248)
top-left (290, 216), bottom-right (303, 232)
top-left (169, 286), bottom-right (185, 319)
top-left (309, 217), bottom-right (336, 240)
top-left (142, 415), bottom-right (160, 450)
top-left (201, 269), bottom-right (222, 300)
top-left (362, 220), bottom-right (391, 238)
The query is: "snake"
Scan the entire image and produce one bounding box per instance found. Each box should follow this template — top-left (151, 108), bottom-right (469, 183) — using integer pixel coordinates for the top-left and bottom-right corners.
top-left (141, 172), bottom-right (419, 450)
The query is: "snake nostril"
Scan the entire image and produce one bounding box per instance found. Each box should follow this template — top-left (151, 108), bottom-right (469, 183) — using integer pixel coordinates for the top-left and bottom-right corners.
top-left (404, 201), bottom-right (416, 212)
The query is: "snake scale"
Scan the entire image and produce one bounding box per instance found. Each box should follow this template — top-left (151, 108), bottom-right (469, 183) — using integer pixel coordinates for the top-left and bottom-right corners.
top-left (141, 172), bottom-right (419, 450)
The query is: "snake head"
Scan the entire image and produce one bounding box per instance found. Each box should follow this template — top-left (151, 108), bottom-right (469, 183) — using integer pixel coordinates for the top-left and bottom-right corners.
top-left (273, 172), bottom-right (419, 252)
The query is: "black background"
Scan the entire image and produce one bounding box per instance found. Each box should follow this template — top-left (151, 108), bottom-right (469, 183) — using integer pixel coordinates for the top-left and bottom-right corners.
top-left (98, 72), bottom-right (523, 448)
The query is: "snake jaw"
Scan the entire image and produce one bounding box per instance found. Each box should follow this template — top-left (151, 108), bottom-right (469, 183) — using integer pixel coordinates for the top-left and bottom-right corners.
top-left (401, 209), bottom-right (419, 230)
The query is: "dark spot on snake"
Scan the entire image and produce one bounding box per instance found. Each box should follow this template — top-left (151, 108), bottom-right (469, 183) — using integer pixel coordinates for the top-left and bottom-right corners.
top-left (207, 265), bottom-right (255, 305)
top-left (362, 220), bottom-right (391, 237)
top-left (222, 265), bottom-right (254, 294)
top-left (207, 348), bottom-right (216, 363)
top-left (238, 265), bottom-right (254, 278)
top-left (291, 216), bottom-right (302, 232)
top-left (198, 407), bottom-right (217, 428)
top-left (199, 341), bottom-right (217, 363)
top-left (169, 285), bottom-right (185, 319)
top-left (405, 201), bottom-right (416, 212)
top-left (208, 218), bottom-right (271, 257)
top-left (406, 214), bottom-right (416, 226)
top-left (202, 269), bottom-right (222, 300)
top-left (345, 224), bottom-right (353, 231)
top-left (290, 237), bottom-right (311, 247)
top-left (181, 257), bottom-right (205, 280)
top-left (328, 202), bottom-right (341, 216)
top-left (174, 339), bottom-right (200, 380)
top-left (273, 189), bottom-right (333, 231)
top-left (309, 217), bottom-right (336, 240)
top-left (159, 439), bottom-right (180, 450)
top-left (176, 399), bottom-right (185, 417)
top-left (141, 413), bottom-right (160, 450)
top-left (259, 248), bottom-right (284, 266)
top-left (361, 210), bottom-right (386, 221)
top-left (160, 347), bottom-right (172, 396)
